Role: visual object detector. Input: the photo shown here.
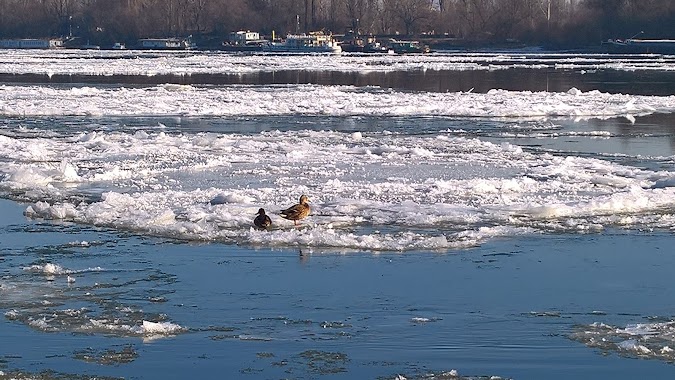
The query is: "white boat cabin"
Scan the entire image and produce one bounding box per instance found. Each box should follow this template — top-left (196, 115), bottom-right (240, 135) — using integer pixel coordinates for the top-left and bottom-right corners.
top-left (229, 31), bottom-right (260, 45)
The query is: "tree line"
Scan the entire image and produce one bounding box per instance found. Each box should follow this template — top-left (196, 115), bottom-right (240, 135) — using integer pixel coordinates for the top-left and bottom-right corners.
top-left (0, 0), bottom-right (673, 48)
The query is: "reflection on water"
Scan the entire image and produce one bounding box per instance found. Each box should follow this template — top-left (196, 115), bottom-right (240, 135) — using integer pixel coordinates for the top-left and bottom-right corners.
top-left (2, 68), bottom-right (674, 95)
top-left (493, 113), bottom-right (675, 160)
top-left (4, 111), bottom-right (675, 161)
top-left (590, 114), bottom-right (675, 159)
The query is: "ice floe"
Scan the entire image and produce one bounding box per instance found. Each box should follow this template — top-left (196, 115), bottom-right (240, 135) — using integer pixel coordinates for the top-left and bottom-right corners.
top-left (1, 50), bottom-right (674, 76)
top-left (1, 84), bottom-right (674, 119)
top-left (2, 126), bottom-right (675, 251)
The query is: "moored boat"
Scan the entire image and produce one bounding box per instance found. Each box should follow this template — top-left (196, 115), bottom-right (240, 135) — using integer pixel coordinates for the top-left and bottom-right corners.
top-left (221, 30), bottom-right (267, 52)
top-left (340, 35), bottom-right (388, 53)
top-left (602, 38), bottom-right (675, 54)
top-left (263, 32), bottom-right (341, 53)
top-left (138, 37), bottom-right (196, 50)
top-left (0, 38), bottom-right (63, 49)
top-left (388, 39), bottom-right (430, 54)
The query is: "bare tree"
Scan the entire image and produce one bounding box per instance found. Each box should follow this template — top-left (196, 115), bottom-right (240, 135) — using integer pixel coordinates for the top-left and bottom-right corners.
top-left (344, 0), bottom-right (364, 32)
top-left (42, 0), bottom-right (81, 36)
top-left (1, 0), bottom-right (672, 47)
top-left (385, 0), bottom-right (432, 35)
top-left (335, 0), bottom-right (382, 34)
top-left (453, 0), bottom-right (499, 38)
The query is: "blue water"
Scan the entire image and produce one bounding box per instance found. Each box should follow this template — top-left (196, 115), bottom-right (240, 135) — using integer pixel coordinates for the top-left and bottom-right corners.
top-left (2, 197), bottom-right (675, 379)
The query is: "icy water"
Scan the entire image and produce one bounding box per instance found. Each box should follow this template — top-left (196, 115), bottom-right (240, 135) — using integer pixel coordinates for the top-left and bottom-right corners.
top-left (1, 49), bottom-right (675, 379)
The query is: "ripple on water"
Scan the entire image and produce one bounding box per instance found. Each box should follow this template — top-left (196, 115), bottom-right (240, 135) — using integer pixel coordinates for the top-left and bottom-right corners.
top-left (570, 319), bottom-right (675, 363)
top-left (0, 368), bottom-right (123, 380)
top-left (385, 371), bottom-right (511, 380)
top-left (72, 345), bottom-right (138, 365)
top-left (2, 261), bottom-right (183, 340)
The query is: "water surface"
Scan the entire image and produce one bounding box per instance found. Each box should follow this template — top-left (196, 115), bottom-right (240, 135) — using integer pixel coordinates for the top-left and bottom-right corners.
top-left (1, 50), bottom-right (675, 379)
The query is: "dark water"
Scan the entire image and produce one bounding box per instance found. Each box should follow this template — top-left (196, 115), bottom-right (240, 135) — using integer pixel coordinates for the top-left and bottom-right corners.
top-left (2, 67), bottom-right (674, 95)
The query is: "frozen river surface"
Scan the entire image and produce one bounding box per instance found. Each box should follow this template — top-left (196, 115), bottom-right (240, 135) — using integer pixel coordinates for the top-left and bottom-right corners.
top-left (1, 49), bottom-right (675, 379)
